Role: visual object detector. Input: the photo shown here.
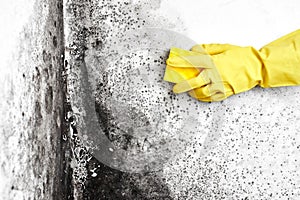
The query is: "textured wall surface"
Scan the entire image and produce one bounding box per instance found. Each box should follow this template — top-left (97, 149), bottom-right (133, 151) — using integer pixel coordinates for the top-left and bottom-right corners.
top-left (0, 0), bottom-right (67, 199)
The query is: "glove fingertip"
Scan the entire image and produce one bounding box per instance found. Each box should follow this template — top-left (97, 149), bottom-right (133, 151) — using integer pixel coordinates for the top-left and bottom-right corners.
top-left (172, 84), bottom-right (181, 94)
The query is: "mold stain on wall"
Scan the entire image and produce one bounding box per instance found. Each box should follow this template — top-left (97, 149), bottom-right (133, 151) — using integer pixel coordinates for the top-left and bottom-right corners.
top-left (63, 0), bottom-right (189, 198)
top-left (63, 0), bottom-right (235, 198)
top-left (3, 0), bottom-right (299, 199)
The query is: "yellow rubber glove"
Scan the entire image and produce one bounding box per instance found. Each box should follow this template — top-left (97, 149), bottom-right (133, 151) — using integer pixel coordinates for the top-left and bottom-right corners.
top-left (163, 29), bottom-right (300, 102)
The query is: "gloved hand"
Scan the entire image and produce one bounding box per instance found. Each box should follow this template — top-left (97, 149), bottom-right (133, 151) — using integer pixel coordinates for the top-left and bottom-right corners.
top-left (163, 29), bottom-right (300, 102)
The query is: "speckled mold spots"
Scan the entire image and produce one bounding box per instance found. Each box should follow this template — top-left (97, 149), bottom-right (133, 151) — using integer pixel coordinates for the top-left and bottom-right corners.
top-left (84, 25), bottom-right (220, 174)
top-left (63, 0), bottom-right (300, 199)
top-left (64, 0), bottom-right (186, 197)
top-left (164, 158), bottom-right (227, 199)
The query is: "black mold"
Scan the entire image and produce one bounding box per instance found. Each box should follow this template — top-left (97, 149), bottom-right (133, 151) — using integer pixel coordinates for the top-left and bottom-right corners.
top-left (65, 0), bottom-right (175, 198)
top-left (83, 157), bottom-right (172, 200)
